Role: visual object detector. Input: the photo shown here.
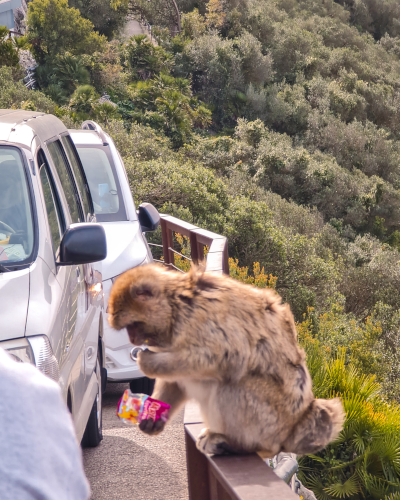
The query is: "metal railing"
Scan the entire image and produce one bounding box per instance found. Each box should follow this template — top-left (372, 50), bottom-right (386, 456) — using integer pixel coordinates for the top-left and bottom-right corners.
top-left (149, 214), bottom-right (301, 499)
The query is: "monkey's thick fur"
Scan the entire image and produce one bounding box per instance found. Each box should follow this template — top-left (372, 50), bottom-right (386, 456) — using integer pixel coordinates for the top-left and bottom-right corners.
top-left (108, 264), bottom-right (344, 456)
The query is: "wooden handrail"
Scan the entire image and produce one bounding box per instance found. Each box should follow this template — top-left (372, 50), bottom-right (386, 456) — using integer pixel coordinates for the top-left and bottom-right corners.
top-left (184, 403), bottom-right (299, 500)
top-left (160, 214), bottom-right (229, 275)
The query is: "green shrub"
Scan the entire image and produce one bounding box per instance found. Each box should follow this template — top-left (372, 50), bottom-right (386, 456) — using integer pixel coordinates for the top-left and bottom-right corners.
top-left (0, 26), bottom-right (20, 67)
top-left (0, 66), bottom-right (55, 113)
top-left (121, 35), bottom-right (173, 80)
top-left (298, 345), bottom-right (400, 500)
top-left (68, 0), bottom-right (128, 38)
top-left (124, 157), bottom-right (228, 231)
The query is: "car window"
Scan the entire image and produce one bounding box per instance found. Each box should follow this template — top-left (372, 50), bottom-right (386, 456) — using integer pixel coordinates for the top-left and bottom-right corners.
top-left (61, 135), bottom-right (92, 221)
top-left (47, 140), bottom-right (82, 224)
top-left (38, 150), bottom-right (65, 255)
top-left (76, 145), bottom-right (126, 222)
top-left (0, 147), bottom-right (34, 266)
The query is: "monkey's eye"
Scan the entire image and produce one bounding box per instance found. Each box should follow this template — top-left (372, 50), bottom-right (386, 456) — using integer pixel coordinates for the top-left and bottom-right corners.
top-left (135, 287), bottom-right (153, 298)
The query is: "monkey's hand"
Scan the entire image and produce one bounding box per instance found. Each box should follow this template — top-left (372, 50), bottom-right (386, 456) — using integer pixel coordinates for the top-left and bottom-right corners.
top-left (139, 418), bottom-right (166, 436)
top-left (137, 349), bottom-right (220, 379)
top-left (137, 350), bottom-right (182, 378)
top-left (137, 349), bottom-right (163, 378)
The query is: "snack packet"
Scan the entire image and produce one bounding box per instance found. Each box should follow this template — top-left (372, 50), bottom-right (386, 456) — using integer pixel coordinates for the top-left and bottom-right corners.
top-left (117, 389), bottom-right (170, 425)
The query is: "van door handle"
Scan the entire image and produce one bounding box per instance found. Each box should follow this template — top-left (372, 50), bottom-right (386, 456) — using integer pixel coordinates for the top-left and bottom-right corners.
top-left (76, 267), bottom-right (83, 283)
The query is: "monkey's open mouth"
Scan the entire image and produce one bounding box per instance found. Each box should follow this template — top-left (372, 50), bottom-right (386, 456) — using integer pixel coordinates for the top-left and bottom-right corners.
top-left (126, 322), bottom-right (157, 347)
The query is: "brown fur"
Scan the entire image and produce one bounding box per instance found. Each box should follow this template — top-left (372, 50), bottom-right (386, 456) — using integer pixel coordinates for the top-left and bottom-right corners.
top-left (108, 264), bottom-right (344, 456)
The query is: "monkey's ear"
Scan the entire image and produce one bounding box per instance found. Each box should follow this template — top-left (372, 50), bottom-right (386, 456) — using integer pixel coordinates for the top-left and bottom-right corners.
top-left (131, 284), bottom-right (154, 301)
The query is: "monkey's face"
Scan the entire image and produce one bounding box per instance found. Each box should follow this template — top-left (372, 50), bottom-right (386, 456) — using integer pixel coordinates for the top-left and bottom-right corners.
top-left (108, 265), bottom-right (174, 349)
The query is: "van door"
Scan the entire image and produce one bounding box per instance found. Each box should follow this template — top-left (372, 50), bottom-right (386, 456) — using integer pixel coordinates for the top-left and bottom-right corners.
top-left (37, 150), bottom-right (82, 407)
top-left (60, 135), bottom-right (99, 384)
top-left (42, 142), bottom-right (87, 417)
top-left (46, 139), bottom-right (98, 400)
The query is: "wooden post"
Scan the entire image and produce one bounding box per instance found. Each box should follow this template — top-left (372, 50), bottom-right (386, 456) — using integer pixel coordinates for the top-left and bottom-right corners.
top-left (197, 242), bottom-right (205, 264)
top-left (185, 427), bottom-right (210, 500)
top-left (189, 231), bottom-right (199, 265)
top-left (161, 218), bottom-right (174, 266)
top-left (222, 239), bottom-right (229, 276)
top-left (160, 218), bottom-right (170, 265)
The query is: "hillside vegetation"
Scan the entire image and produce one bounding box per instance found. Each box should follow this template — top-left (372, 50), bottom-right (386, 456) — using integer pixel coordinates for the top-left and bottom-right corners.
top-left (2, 0), bottom-right (400, 497)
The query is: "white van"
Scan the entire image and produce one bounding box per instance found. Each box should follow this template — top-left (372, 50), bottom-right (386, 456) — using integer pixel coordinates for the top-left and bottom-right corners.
top-left (0, 110), bottom-right (107, 446)
top-left (69, 121), bottom-right (160, 394)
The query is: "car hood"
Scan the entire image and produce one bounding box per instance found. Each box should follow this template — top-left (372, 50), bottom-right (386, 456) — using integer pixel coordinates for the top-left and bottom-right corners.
top-left (100, 221), bottom-right (148, 281)
top-left (0, 268), bottom-right (29, 341)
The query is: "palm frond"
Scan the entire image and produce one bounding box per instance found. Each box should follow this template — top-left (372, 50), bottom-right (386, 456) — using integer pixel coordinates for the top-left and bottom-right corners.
top-left (371, 435), bottom-right (400, 479)
top-left (324, 474), bottom-right (360, 498)
top-left (385, 493), bottom-right (400, 500)
top-left (305, 474), bottom-right (334, 500)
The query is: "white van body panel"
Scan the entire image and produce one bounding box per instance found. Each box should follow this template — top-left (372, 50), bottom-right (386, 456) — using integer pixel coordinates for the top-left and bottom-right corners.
top-left (0, 268), bottom-right (29, 341)
top-left (0, 110), bottom-right (105, 443)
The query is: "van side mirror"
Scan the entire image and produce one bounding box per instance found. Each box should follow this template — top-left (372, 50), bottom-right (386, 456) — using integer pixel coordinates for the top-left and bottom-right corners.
top-left (58, 223), bottom-right (107, 266)
top-left (138, 203), bottom-right (160, 232)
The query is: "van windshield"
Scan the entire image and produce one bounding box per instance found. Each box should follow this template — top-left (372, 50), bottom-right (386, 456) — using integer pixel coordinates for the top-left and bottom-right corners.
top-left (0, 147), bottom-right (34, 268)
top-left (76, 145), bottom-right (126, 222)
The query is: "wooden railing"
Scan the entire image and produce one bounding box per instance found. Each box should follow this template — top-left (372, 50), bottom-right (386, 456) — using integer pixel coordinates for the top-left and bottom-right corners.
top-left (184, 403), bottom-right (299, 500)
top-left (151, 214), bottom-right (299, 500)
top-left (159, 214), bottom-right (229, 275)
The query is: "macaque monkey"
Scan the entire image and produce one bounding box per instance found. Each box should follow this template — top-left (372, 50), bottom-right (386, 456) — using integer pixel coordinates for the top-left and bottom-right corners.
top-left (108, 264), bottom-right (344, 456)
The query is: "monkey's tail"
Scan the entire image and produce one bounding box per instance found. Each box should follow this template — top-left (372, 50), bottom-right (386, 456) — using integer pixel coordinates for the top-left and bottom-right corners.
top-left (282, 398), bottom-right (345, 455)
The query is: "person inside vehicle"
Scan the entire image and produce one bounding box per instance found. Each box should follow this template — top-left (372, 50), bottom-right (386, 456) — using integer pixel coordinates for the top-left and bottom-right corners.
top-left (0, 160), bottom-right (26, 234)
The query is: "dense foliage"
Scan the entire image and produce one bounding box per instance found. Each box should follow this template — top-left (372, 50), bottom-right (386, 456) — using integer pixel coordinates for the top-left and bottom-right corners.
top-left (298, 339), bottom-right (400, 500)
top-left (2, 0), bottom-right (400, 496)
top-left (69, 0), bottom-right (128, 38)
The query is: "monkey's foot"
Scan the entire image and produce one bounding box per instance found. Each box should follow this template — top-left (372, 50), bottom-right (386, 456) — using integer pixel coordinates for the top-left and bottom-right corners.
top-left (139, 418), bottom-right (166, 436)
top-left (196, 428), bottom-right (237, 455)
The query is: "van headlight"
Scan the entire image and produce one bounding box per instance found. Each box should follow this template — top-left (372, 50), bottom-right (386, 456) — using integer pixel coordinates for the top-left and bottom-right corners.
top-left (2, 338), bottom-right (34, 364)
top-left (1, 335), bottom-right (60, 382)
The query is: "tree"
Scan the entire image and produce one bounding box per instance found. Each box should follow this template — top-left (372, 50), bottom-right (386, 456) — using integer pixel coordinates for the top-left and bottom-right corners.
top-left (111, 0), bottom-right (181, 35)
top-left (205, 0), bottom-right (226, 30)
top-left (68, 0), bottom-right (128, 38)
top-left (121, 35), bottom-right (173, 80)
top-left (69, 84), bottom-right (99, 114)
top-left (54, 55), bottom-right (90, 93)
top-left (128, 73), bottom-right (211, 147)
top-left (0, 25), bottom-right (26, 67)
top-left (27, 0), bottom-right (105, 63)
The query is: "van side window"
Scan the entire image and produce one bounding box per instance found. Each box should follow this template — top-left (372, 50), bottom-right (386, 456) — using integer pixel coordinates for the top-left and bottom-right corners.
top-left (38, 150), bottom-right (65, 255)
top-left (61, 135), bottom-right (92, 220)
top-left (47, 140), bottom-right (82, 224)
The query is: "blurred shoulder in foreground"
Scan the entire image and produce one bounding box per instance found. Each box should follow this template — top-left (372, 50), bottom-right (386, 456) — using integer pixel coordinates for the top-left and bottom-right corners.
top-left (0, 347), bottom-right (90, 500)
